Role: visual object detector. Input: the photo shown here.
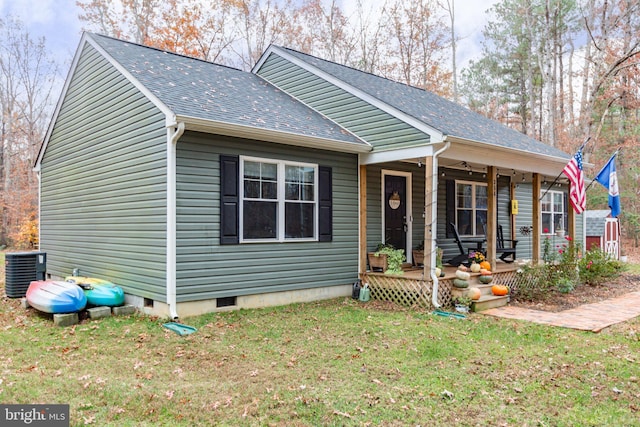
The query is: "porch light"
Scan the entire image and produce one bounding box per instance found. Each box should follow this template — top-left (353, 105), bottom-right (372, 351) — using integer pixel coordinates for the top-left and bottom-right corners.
top-left (462, 161), bottom-right (473, 175)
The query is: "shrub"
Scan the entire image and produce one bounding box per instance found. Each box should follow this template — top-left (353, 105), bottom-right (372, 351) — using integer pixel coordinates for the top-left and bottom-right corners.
top-left (8, 215), bottom-right (39, 249)
top-left (555, 277), bottom-right (575, 294)
top-left (513, 264), bottom-right (555, 300)
top-left (578, 248), bottom-right (625, 286)
top-left (515, 240), bottom-right (626, 303)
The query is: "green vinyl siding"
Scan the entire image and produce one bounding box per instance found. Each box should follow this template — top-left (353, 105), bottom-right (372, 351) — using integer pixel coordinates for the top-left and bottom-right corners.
top-left (175, 131), bottom-right (359, 302)
top-left (435, 169), bottom-right (513, 263)
top-left (516, 183), bottom-right (584, 259)
top-left (514, 183), bottom-right (534, 260)
top-left (256, 53), bottom-right (430, 151)
top-left (364, 163), bottom-right (426, 258)
top-left (40, 43), bottom-right (168, 300)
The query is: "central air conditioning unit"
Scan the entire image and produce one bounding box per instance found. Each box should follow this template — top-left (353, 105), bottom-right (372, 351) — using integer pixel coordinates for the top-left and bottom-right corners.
top-left (4, 252), bottom-right (47, 298)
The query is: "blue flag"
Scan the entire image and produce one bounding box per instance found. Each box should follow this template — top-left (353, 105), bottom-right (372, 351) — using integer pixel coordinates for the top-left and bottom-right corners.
top-left (594, 153), bottom-right (621, 217)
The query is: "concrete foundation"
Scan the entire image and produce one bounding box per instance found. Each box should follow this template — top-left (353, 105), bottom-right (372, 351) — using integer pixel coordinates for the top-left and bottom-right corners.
top-left (142, 284), bottom-right (352, 319)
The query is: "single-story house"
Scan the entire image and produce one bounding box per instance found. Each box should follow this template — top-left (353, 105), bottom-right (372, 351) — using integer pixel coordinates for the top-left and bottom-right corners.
top-left (585, 210), bottom-right (620, 258)
top-left (35, 33), bottom-right (583, 318)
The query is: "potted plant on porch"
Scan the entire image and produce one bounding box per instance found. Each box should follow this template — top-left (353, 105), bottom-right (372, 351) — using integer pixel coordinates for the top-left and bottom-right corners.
top-left (412, 241), bottom-right (424, 266)
top-left (368, 243), bottom-right (406, 275)
top-left (452, 295), bottom-right (472, 313)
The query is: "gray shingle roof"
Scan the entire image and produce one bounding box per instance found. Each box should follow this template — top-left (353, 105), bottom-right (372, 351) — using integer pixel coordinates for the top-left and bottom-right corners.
top-left (88, 34), bottom-right (365, 146)
top-left (585, 210), bottom-right (612, 236)
top-left (280, 47), bottom-right (571, 159)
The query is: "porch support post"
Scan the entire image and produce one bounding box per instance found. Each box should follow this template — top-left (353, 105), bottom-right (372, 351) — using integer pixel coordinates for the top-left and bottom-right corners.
top-left (423, 155), bottom-right (434, 276)
top-left (510, 181), bottom-right (517, 241)
top-left (359, 164), bottom-right (368, 273)
top-left (567, 201), bottom-right (576, 241)
top-left (486, 166), bottom-right (497, 268)
top-left (532, 173), bottom-right (541, 263)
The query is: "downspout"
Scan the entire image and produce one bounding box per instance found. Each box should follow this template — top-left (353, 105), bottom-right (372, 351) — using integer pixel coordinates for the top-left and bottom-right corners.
top-left (167, 122), bottom-right (185, 320)
top-left (430, 140), bottom-right (451, 308)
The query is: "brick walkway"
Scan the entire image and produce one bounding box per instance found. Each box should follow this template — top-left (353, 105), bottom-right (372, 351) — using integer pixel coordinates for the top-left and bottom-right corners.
top-left (482, 291), bottom-right (640, 332)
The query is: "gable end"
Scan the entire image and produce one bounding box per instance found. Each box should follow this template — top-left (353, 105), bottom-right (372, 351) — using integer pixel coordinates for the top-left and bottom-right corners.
top-left (255, 53), bottom-right (431, 152)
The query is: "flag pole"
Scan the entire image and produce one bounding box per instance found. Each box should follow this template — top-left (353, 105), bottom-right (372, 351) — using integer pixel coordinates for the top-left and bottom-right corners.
top-left (539, 137), bottom-right (590, 201)
top-left (585, 147), bottom-right (621, 192)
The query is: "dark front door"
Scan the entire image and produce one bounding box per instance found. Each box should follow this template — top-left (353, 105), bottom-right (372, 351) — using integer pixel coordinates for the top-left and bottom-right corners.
top-left (384, 174), bottom-right (407, 252)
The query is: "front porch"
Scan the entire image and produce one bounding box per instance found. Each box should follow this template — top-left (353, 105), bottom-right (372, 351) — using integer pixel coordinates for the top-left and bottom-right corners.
top-left (360, 262), bottom-right (526, 311)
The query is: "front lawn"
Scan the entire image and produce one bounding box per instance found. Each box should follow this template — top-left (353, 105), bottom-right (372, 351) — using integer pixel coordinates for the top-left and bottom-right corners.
top-left (0, 281), bottom-right (638, 426)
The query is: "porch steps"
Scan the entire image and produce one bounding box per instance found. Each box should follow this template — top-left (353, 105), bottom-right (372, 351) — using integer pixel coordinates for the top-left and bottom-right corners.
top-left (452, 281), bottom-right (509, 312)
top-left (472, 283), bottom-right (508, 312)
top-left (472, 294), bottom-right (509, 312)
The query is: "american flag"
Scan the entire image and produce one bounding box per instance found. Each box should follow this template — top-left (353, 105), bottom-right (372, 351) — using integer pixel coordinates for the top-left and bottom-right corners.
top-left (562, 148), bottom-right (586, 214)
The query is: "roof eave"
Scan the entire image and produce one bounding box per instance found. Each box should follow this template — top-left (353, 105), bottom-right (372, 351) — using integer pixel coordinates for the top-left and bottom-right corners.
top-left (443, 135), bottom-right (575, 176)
top-left (173, 115), bottom-right (372, 154)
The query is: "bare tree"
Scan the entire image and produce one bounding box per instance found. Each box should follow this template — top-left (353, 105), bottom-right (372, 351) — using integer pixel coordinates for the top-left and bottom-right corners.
top-left (293, 0), bottom-right (357, 65)
top-left (230, 0), bottom-right (297, 69)
top-left (0, 17), bottom-right (58, 247)
top-left (349, 0), bottom-right (389, 73)
top-left (383, 0), bottom-right (451, 94)
top-left (439, 0), bottom-right (458, 102)
top-left (580, 0), bottom-right (640, 154)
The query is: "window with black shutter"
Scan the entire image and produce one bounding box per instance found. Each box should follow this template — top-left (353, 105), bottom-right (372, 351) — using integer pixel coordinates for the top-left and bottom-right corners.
top-left (219, 155), bottom-right (332, 243)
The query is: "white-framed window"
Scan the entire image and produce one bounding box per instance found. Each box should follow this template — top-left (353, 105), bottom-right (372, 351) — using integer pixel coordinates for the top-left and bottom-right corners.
top-left (541, 190), bottom-right (565, 235)
top-left (456, 181), bottom-right (487, 236)
top-left (240, 156), bottom-right (317, 242)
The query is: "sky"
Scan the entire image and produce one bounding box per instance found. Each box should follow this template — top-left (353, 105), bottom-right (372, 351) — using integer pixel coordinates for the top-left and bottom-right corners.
top-left (2, 0), bottom-right (499, 64)
top-left (1, 0), bottom-right (84, 62)
top-left (1, 0), bottom-right (500, 95)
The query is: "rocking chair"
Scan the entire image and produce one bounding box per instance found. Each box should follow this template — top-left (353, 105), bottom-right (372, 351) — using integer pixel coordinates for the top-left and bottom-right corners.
top-left (446, 222), bottom-right (486, 267)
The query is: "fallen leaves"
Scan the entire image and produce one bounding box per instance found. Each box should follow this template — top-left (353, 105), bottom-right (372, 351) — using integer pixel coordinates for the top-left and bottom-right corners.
top-left (333, 409), bottom-right (352, 418)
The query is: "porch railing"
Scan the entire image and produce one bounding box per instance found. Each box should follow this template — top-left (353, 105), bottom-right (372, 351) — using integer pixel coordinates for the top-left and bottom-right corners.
top-left (361, 267), bottom-right (525, 309)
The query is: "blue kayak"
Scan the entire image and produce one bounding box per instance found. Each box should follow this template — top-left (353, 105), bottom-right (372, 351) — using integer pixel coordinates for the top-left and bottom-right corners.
top-left (65, 276), bottom-right (125, 307)
top-left (26, 280), bottom-right (87, 314)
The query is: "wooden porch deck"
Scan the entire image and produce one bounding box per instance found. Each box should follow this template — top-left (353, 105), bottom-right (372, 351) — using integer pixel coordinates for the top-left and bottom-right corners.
top-left (360, 262), bottom-right (524, 310)
top-left (399, 262), bottom-right (519, 280)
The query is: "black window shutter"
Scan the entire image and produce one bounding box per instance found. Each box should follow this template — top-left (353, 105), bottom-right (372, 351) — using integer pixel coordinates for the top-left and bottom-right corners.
top-left (445, 179), bottom-right (455, 237)
top-left (318, 166), bottom-right (332, 242)
top-left (220, 155), bottom-right (239, 245)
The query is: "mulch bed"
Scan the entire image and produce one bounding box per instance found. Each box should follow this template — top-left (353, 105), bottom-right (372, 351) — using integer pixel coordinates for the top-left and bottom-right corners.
top-left (510, 238), bottom-right (640, 312)
top-left (511, 271), bottom-right (640, 312)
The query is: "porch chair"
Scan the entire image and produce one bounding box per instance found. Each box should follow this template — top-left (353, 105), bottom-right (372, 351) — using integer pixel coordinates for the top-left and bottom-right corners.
top-left (496, 224), bottom-right (518, 263)
top-left (446, 222), bottom-right (486, 267)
